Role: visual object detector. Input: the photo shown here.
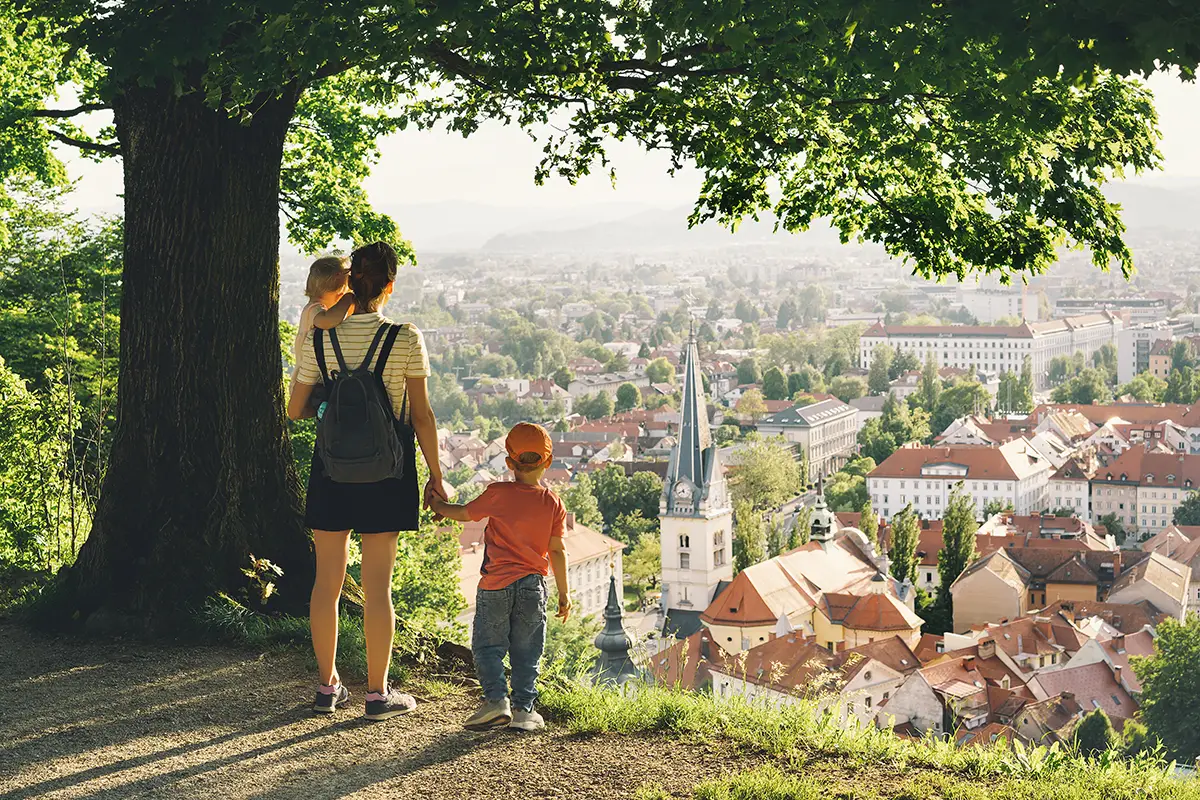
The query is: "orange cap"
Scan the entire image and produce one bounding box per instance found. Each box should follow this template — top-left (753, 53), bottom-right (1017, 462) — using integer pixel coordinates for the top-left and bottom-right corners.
top-left (506, 422), bottom-right (553, 471)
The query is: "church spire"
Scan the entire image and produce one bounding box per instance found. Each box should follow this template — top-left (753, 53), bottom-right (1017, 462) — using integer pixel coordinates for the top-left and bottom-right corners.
top-left (592, 566), bottom-right (641, 685)
top-left (666, 330), bottom-right (711, 511)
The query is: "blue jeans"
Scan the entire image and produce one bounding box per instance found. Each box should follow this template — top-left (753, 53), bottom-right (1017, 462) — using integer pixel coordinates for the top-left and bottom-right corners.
top-left (472, 574), bottom-right (547, 712)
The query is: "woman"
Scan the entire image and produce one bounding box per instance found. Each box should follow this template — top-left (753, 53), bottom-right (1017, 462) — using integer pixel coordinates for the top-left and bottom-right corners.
top-left (288, 241), bottom-right (446, 721)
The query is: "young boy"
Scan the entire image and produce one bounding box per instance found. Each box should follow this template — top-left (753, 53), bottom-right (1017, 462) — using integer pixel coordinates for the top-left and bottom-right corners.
top-left (430, 422), bottom-right (570, 732)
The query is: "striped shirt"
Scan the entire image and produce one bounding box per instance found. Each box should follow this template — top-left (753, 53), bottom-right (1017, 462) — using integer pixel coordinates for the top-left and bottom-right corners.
top-left (294, 312), bottom-right (430, 421)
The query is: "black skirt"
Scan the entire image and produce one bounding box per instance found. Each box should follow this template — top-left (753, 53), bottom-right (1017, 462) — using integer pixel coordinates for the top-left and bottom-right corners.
top-left (304, 422), bottom-right (420, 534)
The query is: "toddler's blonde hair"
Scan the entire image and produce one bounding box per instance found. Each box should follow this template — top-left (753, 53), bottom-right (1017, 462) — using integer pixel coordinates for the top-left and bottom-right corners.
top-left (304, 255), bottom-right (349, 300)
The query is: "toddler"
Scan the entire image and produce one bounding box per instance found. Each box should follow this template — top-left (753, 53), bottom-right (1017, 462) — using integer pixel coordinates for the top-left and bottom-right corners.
top-left (291, 255), bottom-right (355, 380)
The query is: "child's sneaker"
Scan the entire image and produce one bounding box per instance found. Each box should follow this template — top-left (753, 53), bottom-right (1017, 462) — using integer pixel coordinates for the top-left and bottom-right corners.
top-left (312, 683), bottom-right (351, 714)
top-left (508, 708), bottom-right (545, 732)
top-left (464, 697), bottom-right (512, 731)
top-left (364, 686), bottom-right (417, 721)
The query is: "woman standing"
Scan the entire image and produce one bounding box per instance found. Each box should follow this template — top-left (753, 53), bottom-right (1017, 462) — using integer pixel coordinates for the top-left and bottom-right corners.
top-left (288, 241), bottom-right (446, 721)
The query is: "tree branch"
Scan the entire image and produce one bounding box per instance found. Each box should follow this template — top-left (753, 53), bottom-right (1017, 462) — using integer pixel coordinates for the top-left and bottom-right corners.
top-left (50, 131), bottom-right (120, 156)
top-left (31, 103), bottom-right (109, 119)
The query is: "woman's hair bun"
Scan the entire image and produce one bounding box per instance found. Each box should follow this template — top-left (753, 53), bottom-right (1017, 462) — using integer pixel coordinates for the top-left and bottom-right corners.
top-left (349, 242), bottom-right (399, 308)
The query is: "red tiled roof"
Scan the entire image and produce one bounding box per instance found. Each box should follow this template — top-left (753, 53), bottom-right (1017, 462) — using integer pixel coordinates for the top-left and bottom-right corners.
top-left (821, 592), bottom-right (924, 632)
top-left (648, 628), bottom-right (727, 690)
top-left (1030, 403), bottom-right (1200, 428)
top-left (869, 445), bottom-right (1020, 481)
top-left (848, 637), bottom-right (922, 675)
top-left (957, 722), bottom-right (1018, 747)
top-left (701, 570), bottom-right (777, 626)
top-left (1100, 630), bottom-right (1156, 694)
top-left (914, 633), bottom-right (945, 664)
top-left (1041, 599), bottom-right (1169, 634)
top-left (1033, 662), bottom-right (1137, 725)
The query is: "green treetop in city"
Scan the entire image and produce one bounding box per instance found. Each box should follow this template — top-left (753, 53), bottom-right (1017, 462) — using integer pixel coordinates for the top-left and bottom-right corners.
top-left (3, 0), bottom-right (1195, 620)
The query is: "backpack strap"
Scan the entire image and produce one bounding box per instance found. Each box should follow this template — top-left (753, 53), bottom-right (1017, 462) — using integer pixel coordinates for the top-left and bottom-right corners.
top-left (358, 323), bottom-right (392, 372)
top-left (376, 324), bottom-right (407, 420)
top-left (314, 329), bottom-right (330, 384)
top-left (328, 328), bottom-right (351, 374)
top-left (375, 324), bottom-right (403, 375)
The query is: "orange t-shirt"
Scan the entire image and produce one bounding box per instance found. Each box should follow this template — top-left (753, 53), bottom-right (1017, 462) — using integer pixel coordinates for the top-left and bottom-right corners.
top-left (465, 482), bottom-right (566, 591)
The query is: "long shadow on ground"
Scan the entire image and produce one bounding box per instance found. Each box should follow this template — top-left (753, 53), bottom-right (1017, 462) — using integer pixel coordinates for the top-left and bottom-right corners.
top-left (0, 621), bottom-right (761, 800)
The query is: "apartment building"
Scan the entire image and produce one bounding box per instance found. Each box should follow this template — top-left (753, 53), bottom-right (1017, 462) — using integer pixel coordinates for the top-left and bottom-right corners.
top-left (860, 313), bottom-right (1121, 390)
top-left (567, 371), bottom-right (651, 399)
top-left (1091, 449), bottom-right (1200, 536)
top-left (959, 287), bottom-right (1037, 324)
top-left (1054, 296), bottom-right (1166, 324)
top-left (867, 441), bottom-right (1053, 520)
top-left (1116, 321), bottom-right (1186, 384)
top-left (756, 398), bottom-right (858, 482)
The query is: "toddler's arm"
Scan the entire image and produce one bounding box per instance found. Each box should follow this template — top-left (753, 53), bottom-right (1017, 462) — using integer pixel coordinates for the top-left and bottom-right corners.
top-left (429, 497), bottom-right (472, 523)
top-left (312, 293), bottom-right (355, 329)
top-left (549, 537), bottom-right (570, 621)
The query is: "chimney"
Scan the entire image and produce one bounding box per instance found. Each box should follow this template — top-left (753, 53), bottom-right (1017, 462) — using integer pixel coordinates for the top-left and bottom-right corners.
top-left (1016, 634), bottom-right (1023, 654)
top-left (1113, 634), bottom-right (1126, 653)
top-left (1061, 691), bottom-right (1075, 702)
top-left (963, 655), bottom-right (976, 670)
top-left (979, 639), bottom-right (997, 660)
top-left (566, 512), bottom-right (576, 531)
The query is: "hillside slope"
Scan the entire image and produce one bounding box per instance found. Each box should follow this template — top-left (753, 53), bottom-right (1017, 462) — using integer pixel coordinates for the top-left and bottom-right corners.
top-left (2, 621), bottom-right (1196, 800)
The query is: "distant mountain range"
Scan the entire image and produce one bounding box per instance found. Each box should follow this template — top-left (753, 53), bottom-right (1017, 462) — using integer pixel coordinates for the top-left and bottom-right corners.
top-left (382, 181), bottom-right (1200, 256)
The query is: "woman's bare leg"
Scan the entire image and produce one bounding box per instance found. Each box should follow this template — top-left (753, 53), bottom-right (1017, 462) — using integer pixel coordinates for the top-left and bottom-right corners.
top-left (311, 529), bottom-right (351, 686)
top-left (360, 532), bottom-right (400, 693)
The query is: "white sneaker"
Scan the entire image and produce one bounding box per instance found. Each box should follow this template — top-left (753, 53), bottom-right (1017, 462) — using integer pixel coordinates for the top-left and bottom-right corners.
top-left (509, 709), bottom-right (545, 731)
top-left (464, 698), bottom-right (512, 731)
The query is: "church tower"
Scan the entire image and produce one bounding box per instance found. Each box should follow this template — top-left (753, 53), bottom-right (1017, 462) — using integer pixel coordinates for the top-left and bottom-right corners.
top-left (659, 332), bottom-right (734, 636)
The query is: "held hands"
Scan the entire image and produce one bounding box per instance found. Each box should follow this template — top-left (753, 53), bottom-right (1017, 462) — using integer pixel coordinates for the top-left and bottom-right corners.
top-left (423, 476), bottom-right (448, 506)
top-left (556, 594), bottom-right (572, 622)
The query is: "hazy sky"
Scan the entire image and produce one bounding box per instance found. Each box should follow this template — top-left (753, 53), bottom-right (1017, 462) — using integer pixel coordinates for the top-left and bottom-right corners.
top-left (63, 72), bottom-right (1200, 214)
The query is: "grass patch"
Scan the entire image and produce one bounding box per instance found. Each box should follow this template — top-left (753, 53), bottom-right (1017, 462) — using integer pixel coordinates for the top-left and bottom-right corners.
top-left (624, 588), bottom-right (641, 612)
top-left (681, 763), bottom-right (1200, 800)
top-left (540, 681), bottom-right (1200, 799)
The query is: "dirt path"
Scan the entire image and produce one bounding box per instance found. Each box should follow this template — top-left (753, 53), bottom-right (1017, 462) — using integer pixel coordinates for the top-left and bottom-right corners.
top-left (0, 621), bottom-right (754, 800)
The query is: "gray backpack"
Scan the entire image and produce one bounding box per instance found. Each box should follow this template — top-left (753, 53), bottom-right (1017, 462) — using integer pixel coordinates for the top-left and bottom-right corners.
top-left (314, 324), bottom-right (406, 483)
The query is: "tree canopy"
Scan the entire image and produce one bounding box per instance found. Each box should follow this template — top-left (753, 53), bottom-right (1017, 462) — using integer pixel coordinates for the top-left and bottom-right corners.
top-left (729, 436), bottom-right (803, 512)
top-left (889, 504), bottom-right (919, 585)
top-left (8, 0), bottom-right (1192, 282)
top-left (938, 483), bottom-right (978, 594)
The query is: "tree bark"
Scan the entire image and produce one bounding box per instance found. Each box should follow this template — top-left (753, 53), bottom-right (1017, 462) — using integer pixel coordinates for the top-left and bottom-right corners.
top-left (61, 83), bottom-right (313, 625)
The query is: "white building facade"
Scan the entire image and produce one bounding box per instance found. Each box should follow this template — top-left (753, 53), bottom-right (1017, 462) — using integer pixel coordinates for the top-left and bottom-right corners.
top-left (1117, 324), bottom-right (1176, 385)
top-left (959, 288), bottom-right (1037, 324)
top-left (860, 313), bottom-right (1121, 390)
top-left (867, 440), bottom-right (1053, 520)
top-left (756, 398), bottom-right (858, 482)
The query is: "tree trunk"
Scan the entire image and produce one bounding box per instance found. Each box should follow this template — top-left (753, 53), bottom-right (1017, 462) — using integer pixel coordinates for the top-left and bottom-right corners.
top-left (61, 84), bottom-right (313, 626)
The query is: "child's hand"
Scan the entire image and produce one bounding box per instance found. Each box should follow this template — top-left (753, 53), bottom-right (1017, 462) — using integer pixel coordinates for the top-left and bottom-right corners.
top-left (556, 595), bottom-right (571, 622)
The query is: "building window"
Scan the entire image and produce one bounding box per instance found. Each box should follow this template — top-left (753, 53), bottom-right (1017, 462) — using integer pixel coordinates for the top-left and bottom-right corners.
top-left (714, 548), bottom-right (726, 567)
top-left (680, 553), bottom-right (690, 570)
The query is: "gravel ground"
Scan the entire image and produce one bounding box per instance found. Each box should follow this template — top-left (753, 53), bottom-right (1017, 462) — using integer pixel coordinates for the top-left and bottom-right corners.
top-left (0, 621), bottom-right (756, 800)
